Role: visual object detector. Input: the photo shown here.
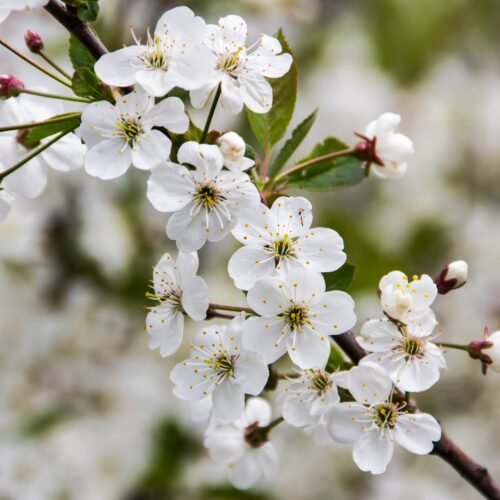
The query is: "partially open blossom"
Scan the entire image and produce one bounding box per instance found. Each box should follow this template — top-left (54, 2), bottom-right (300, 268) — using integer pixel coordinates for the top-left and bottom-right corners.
top-left (79, 89), bottom-right (188, 179)
top-left (355, 113), bottom-right (414, 178)
top-left (379, 271), bottom-right (437, 325)
top-left (146, 252), bottom-right (208, 357)
top-left (147, 141), bottom-right (260, 252)
top-left (95, 6), bottom-right (215, 96)
top-left (244, 270), bottom-right (356, 369)
top-left (326, 363), bottom-right (441, 475)
top-left (435, 260), bottom-right (468, 295)
top-left (24, 30), bottom-right (43, 53)
top-left (468, 327), bottom-right (500, 374)
top-left (170, 314), bottom-right (269, 423)
top-left (0, 0), bottom-right (48, 24)
top-left (217, 132), bottom-right (254, 172)
top-left (0, 75), bottom-right (24, 99)
top-left (204, 397), bottom-right (278, 489)
top-left (190, 15), bottom-right (293, 115)
top-left (229, 196), bottom-right (346, 290)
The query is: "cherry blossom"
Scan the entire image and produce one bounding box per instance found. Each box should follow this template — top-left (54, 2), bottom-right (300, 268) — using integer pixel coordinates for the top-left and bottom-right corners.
top-left (229, 196), bottom-right (346, 290)
top-left (0, 0), bottom-right (48, 24)
top-left (217, 131), bottom-right (254, 172)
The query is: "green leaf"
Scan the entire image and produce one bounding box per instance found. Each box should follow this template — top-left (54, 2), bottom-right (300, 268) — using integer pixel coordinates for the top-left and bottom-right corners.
top-left (324, 263), bottom-right (356, 292)
top-left (77, 0), bottom-right (99, 22)
top-left (72, 67), bottom-right (107, 100)
top-left (325, 342), bottom-right (348, 373)
top-left (168, 118), bottom-right (202, 162)
top-left (69, 34), bottom-right (96, 71)
top-left (246, 29), bottom-right (297, 151)
top-left (27, 114), bottom-right (81, 143)
top-left (268, 109), bottom-right (317, 178)
top-left (286, 137), bottom-right (364, 191)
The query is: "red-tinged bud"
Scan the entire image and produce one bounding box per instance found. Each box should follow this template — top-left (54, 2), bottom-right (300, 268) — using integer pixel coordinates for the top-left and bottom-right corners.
top-left (0, 74), bottom-right (25, 99)
top-left (353, 133), bottom-right (384, 166)
top-left (25, 30), bottom-right (44, 53)
top-left (435, 260), bottom-right (468, 294)
top-left (467, 326), bottom-right (500, 375)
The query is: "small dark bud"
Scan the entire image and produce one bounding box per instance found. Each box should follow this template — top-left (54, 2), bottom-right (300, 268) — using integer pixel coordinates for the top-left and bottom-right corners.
top-left (244, 422), bottom-right (269, 448)
top-left (353, 133), bottom-right (384, 166)
top-left (435, 260), bottom-right (468, 295)
top-left (25, 30), bottom-right (44, 53)
top-left (0, 74), bottom-right (24, 99)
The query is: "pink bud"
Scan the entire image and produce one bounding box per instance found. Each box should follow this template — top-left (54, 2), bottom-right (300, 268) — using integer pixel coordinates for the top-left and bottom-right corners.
top-left (0, 74), bottom-right (24, 99)
top-left (25, 30), bottom-right (44, 53)
top-left (435, 260), bottom-right (468, 294)
top-left (468, 326), bottom-right (496, 375)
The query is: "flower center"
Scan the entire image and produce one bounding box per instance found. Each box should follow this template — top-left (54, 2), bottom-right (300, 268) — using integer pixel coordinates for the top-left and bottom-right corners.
top-left (403, 335), bottom-right (424, 358)
top-left (206, 352), bottom-right (239, 383)
top-left (143, 36), bottom-right (169, 70)
top-left (265, 234), bottom-right (298, 267)
top-left (193, 184), bottom-right (222, 210)
top-left (116, 117), bottom-right (143, 146)
top-left (308, 369), bottom-right (332, 395)
top-left (283, 305), bottom-right (309, 330)
top-left (146, 289), bottom-right (183, 312)
top-left (218, 48), bottom-right (244, 76)
top-left (373, 403), bottom-right (398, 429)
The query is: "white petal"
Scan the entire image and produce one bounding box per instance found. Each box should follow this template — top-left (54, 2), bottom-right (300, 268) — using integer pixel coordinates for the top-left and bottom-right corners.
top-left (181, 276), bottom-right (209, 321)
top-left (271, 196), bottom-right (312, 237)
top-left (395, 413), bottom-right (441, 454)
top-left (325, 402), bottom-right (367, 443)
top-left (353, 428), bottom-right (394, 474)
top-left (42, 134), bottom-right (85, 172)
top-left (135, 69), bottom-right (175, 97)
top-left (166, 207), bottom-right (208, 252)
top-left (146, 309), bottom-right (184, 357)
top-left (94, 46), bottom-right (145, 86)
top-left (220, 78), bottom-right (245, 116)
top-left (178, 142), bottom-right (224, 178)
top-left (357, 319), bottom-right (401, 352)
top-left (132, 130), bottom-right (171, 170)
top-left (234, 351), bottom-right (269, 395)
top-left (246, 276), bottom-right (289, 316)
top-left (311, 290), bottom-right (357, 336)
top-left (231, 203), bottom-right (274, 245)
top-left (212, 380), bottom-right (245, 423)
top-left (85, 139), bottom-right (131, 180)
top-left (3, 157), bottom-right (47, 198)
top-left (204, 426), bottom-right (246, 464)
top-left (240, 73), bottom-right (273, 113)
top-left (242, 397), bottom-right (272, 427)
top-left (147, 163), bottom-right (193, 212)
top-left (170, 360), bottom-right (213, 401)
top-left (142, 96), bottom-right (189, 133)
top-left (282, 397), bottom-right (317, 427)
top-left (243, 317), bottom-right (288, 364)
top-left (228, 246), bottom-right (276, 291)
top-left (288, 328), bottom-right (330, 369)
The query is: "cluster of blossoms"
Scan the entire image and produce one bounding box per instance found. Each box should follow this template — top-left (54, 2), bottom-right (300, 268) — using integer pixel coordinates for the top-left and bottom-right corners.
top-left (1, 2), bottom-right (497, 493)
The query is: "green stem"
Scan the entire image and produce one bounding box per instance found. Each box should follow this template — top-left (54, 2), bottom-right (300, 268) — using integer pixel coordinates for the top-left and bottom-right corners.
top-left (0, 39), bottom-right (72, 88)
top-left (18, 88), bottom-right (90, 103)
top-left (264, 417), bottom-right (284, 433)
top-left (206, 310), bottom-right (235, 320)
top-left (437, 342), bottom-right (470, 352)
top-left (200, 83), bottom-right (221, 143)
top-left (209, 303), bottom-right (255, 314)
top-left (0, 127), bottom-right (76, 183)
top-left (0, 113), bottom-right (81, 133)
top-left (39, 51), bottom-right (72, 81)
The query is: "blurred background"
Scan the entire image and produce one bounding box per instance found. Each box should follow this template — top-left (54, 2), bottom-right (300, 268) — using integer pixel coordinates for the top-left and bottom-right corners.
top-left (1, 0), bottom-right (500, 498)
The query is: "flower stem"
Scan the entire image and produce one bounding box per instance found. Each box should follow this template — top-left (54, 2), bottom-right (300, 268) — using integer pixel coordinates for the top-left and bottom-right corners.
top-left (263, 417), bottom-right (284, 433)
top-left (18, 88), bottom-right (90, 103)
top-left (273, 147), bottom-right (355, 183)
top-left (0, 113), bottom-right (81, 133)
top-left (0, 126), bottom-right (77, 183)
top-left (39, 51), bottom-right (72, 81)
top-left (206, 310), bottom-right (235, 320)
top-left (0, 39), bottom-right (72, 88)
top-left (437, 342), bottom-right (470, 352)
top-left (200, 83), bottom-right (221, 143)
top-left (209, 303), bottom-right (255, 314)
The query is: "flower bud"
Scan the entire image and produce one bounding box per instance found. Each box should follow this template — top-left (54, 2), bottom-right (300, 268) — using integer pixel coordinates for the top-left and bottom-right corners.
top-left (25, 30), bottom-right (44, 53)
top-left (468, 327), bottom-right (500, 374)
top-left (435, 260), bottom-right (468, 294)
top-left (218, 131), bottom-right (246, 164)
top-left (0, 74), bottom-right (24, 99)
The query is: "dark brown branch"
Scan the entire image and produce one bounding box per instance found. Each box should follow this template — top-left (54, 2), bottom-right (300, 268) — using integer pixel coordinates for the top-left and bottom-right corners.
top-left (335, 331), bottom-right (500, 499)
top-left (44, 0), bottom-right (108, 60)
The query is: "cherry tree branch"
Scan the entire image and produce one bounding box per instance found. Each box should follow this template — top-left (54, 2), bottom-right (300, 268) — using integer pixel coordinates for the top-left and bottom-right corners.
top-left (334, 331), bottom-right (500, 499)
top-left (44, 0), bottom-right (108, 60)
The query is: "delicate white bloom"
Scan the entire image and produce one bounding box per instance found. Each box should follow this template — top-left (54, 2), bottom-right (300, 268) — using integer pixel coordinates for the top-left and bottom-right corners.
top-left (0, 93), bottom-right (84, 199)
top-left (0, 0), bottom-right (48, 24)
top-left (326, 363), bottom-right (441, 475)
top-left (357, 311), bottom-right (446, 392)
top-left (379, 271), bottom-right (437, 325)
top-left (190, 15), bottom-right (293, 115)
top-left (364, 113), bottom-right (414, 178)
top-left (217, 131), bottom-right (254, 172)
top-left (435, 260), bottom-right (468, 294)
top-left (79, 89), bottom-right (188, 180)
top-left (244, 270), bottom-right (356, 369)
top-left (204, 397), bottom-right (279, 489)
top-left (0, 190), bottom-right (14, 221)
top-left (483, 330), bottom-right (500, 373)
top-left (94, 6), bottom-right (215, 96)
top-left (170, 314), bottom-right (268, 423)
top-left (147, 141), bottom-right (260, 252)
top-left (229, 196), bottom-right (346, 290)
top-left (278, 368), bottom-right (339, 429)
top-left (146, 252), bottom-right (208, 357)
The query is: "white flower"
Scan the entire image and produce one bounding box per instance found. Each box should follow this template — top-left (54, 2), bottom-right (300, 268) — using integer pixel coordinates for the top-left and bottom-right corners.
top-left (326, 363), bottom-right (441, 475)
top-left (217, 131), bottom-right (254, 172)
top-left (0, 93), bottom-right (84, 199)
top-left (147, 141), bottom-right (260, 252)
top-left (204, 397), bottom-right (279, 489)
top-left (146, 252), bottom-right (208, 357)
top-left (229, 196), bottom-right (346, 291)
top-left (357, 312), bottom-right (446, 392)
top-left (0, 190), bottom-right (14, 221)
top-left (379, 271), bottom-right (437, 325)
top-left (487, 331), bottom-right (500, 372)
top-left (79, 89), bottom-right (188, 180)
top-left (170, 314), bottom-right (268, 423)
top-left (94, 6), bottom-right (215, 96)
top-left (435, 260), bottom-right (468, 294)
top-left (190, 15), bottom-right (293, 115)
top-left (278, 368), bottom-right (339, 429)
top-left (363, 113), bottom-right (414, 178)
top-left (0, 0), bottom-right (48, 24)
top-left (244, 270), bottom-right (356, 369)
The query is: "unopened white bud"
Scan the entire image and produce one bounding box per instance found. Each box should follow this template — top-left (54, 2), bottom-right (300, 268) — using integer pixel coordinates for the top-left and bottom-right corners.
top-left (435, 260), bottom-right (468, 294)
top-left (217, 132), bottom-right (254, 172)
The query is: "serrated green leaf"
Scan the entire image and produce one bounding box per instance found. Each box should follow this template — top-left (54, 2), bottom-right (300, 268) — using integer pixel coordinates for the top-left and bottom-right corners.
top-left (325, 342), bottom-right (348, 373)
top-left (269, 109), bottom-right (317, 178)
top-left (286, 137), bottom-right (364, 191)
top-left (69, 34), bottom-right (96, 71)
top-left (27, 114), bottom-right (81, 143)
top-left (72, 67), bottom-right (107, 100)
top-left (246, 30), bottom-right (297, 151)
top-left (77, 0), bottom-right (99, 22)
top-left (324, 263), bottom-right (356, 292)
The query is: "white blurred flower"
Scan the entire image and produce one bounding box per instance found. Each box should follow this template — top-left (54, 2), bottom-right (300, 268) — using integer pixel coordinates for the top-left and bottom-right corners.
top-left (486, 331), bottom-right (500, 372)
top-left (147, 141), bottom-right (260, 252)
top-left (0, 190), bottom-right (14, 221)
top-left (379, 271), bottom-right (437, 325)
top-left (326, 363), bottom-right (441, 475)
top-left (146, 252), bottom-right (208, 357)
top-left (229, 196), bottom-right (346, 290)
top-left (190, 15), bottom-right (293, 115)
top-left (217, 131), bottom-right (254, 172)
top-left (79, 89), bottom-right (188, 179)
top-left (357, 312), bottom-right (446, 392)
top-left (0, 0), bottom-right (48, 24)
top-left (244, 270), bottom-right (356, 369)
top-left (94, 6), bottom-right (215, 96)
top-left (204, 397), bottom-right (278, 489)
